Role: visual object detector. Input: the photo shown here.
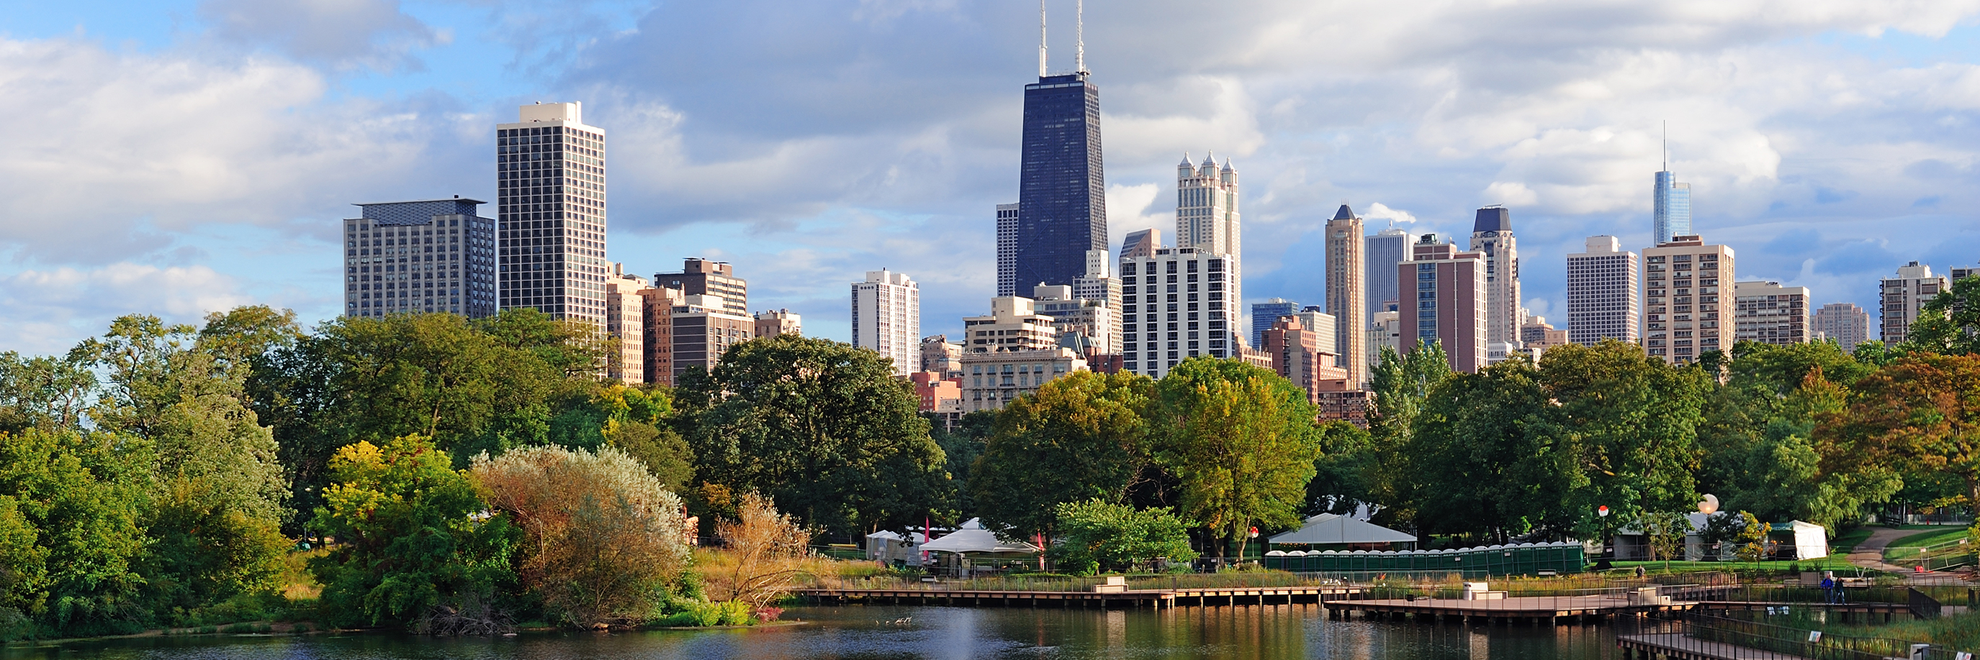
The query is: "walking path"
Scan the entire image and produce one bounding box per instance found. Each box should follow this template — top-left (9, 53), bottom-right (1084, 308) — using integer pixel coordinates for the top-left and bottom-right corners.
top-left (1845, 527), bottom-right (1913, 574)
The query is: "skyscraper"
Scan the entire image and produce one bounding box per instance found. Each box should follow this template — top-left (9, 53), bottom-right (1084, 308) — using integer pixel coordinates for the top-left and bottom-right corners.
top-left (1176, 153), bottom-right (1240, 258)
top-left (1251, 297), bottom-right (1299, 348)
top-left (1643, 235), bottom-right (1734, 364)
top-left (1119, 229), bottom-right (1160, 260)
top-left (497, 102), bottom-right (609, 325)
top-left (1119, 248), bottom-right (1240, 378)
top-left (1013, 4), bottom-right (1106, 291)
top-left (1365, 226), bottom-right (1411, 329)
top-left (1469, 206), bottom-right (1523, 347)
top-left (996, 202), bottom-right (1020, 297)
top-left (1653, 171), bottom-right (1692, 246)
top-left (1880, 262), bottom-right (1949, 344)
top-left (852, 269), bottom-right (920, 377)
top-left (1732, 281), bottom-right (1811, 345)
top-left (1325, 205), bottom-right (1367, 386)
top-left (1399, 234), bottom-right (1488, 374)
top-left (343, 198), bottom-right (498, 319)
top-left (1813, 302), bottom-right (1870, 349)
top-left (1565, 236), bottom-right (1641, 346)
top-left (637, 287), bottom-right (682, 386)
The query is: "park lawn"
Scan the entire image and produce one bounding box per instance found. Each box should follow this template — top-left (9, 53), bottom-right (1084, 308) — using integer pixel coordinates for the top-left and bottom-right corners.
top-left (1888, 527), bottom-right (1972, 549)
top-left (1830, 527), bottom-right (1873, 553)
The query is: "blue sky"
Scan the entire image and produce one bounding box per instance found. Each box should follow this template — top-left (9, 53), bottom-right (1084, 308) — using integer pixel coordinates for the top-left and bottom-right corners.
top-left (3, 0), bottom-right (1979, 353)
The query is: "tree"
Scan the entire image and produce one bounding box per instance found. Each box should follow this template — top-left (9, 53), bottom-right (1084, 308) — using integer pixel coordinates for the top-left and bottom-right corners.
top-left (1045, 499), bottom-right (1196, 575)
top-left (970, 371), bottom-right (1153, 540)
top-left (310, 435), bottom-right (520, 632)
top-left (1366, 341), bottom-right (1453, 530)
top-left (1147, 358), bottom-right (1322, 560)
top-left (675, 335), bottom-right (947, 539)
top-left (701, 493), bottom-right (810, 610)
top-left (0, 352), bottom-right (93, 435)
top-left (1305, 421), bottom-right (1377, 516)
top-left (927, 410), bottom-right (995, 517)
top-left (1908, 273), bottom-right (1980, 356)
top-left (1641, 511), bottom-right (1695, 570)
top-left (1825, 354), bottom-right (1980, 512)
top-left (471, 445), bottom-right (689, 628)
top-left (1538, 341), bottom-right (1711, 544)
top-left (1404, 358), bottom-right (1580, 543)
top-left (0, 429), bottom-right (151, 637)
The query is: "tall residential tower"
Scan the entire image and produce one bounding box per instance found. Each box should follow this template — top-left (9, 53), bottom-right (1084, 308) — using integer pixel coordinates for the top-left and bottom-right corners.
top-left (1468, 206), bottom-right (1523, 347)
top-left (1643, 235), bottom-right (1734, 365)
top-left (1325, 205), bottom-right (1367, 386)
top-left (497, 102), bottom-right (609, 325)
top-left (1565, 236), bottom-right (1640, 346)
top-left (852, 270), bottom-right (921, 377)
top-left (343, 198), bottom-right (498, 318)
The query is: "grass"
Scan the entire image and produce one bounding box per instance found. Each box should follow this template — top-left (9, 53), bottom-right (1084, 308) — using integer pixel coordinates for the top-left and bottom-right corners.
top-left (1887, 527), bottom-right (1971, 549)
top-left (1610, 555), bottom-right (1862, 575)
top-left (1824, 610), bottom-right (1980, 652)
top-left (1830, 527), bottom-right (1874, 553)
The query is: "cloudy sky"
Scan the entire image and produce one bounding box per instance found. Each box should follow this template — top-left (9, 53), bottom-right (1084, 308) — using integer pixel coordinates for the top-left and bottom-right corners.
top-left (4, 0), bottom-right (1980, 353)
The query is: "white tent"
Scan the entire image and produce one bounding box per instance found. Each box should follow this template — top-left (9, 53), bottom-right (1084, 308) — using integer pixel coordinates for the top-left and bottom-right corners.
top-left (865, 530), bottom-right (931, 565)
top-left (1782, 521), bottom-right (1829, 560)
top-left (1268, 514), bottom-right (1416, 547)
top-left (919, 518), bottom-right (1040, 555)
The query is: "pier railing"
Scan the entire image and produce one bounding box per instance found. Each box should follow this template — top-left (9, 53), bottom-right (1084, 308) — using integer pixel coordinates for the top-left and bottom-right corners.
top-left (1681, 613), bottom-right (1967, 660)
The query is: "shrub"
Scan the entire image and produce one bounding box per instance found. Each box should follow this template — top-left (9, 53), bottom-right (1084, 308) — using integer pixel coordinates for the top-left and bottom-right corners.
top-left (471, 445), bottom-right (690, 629)
top-left (1046, 499), bottom-right (1197, 575)
top-left (701, 493), bottom-right (809, 609)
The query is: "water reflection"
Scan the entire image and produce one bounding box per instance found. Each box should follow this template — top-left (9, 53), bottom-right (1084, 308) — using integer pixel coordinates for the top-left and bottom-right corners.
top-left (6, 604), bottom-right (1676, 659)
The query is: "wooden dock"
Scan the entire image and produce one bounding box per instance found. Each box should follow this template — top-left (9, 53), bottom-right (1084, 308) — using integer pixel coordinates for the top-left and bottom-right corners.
top-left (1691, 600), bottom-right (1913, 623)
top-left (1616, 633), bottom-right (1810, 660)
top-left (796, 585), bottom-right (1361, 609)
top-left (1321, 595), bottom-right (1695, 625)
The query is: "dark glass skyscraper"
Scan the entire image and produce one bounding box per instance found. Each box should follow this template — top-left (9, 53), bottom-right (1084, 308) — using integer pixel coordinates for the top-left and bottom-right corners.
top-left (1014, 72), bottom-right (1106, 290)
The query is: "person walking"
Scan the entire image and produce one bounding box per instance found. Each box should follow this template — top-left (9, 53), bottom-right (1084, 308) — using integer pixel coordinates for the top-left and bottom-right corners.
top-left (1820, 572), bottom-right (1837, 604)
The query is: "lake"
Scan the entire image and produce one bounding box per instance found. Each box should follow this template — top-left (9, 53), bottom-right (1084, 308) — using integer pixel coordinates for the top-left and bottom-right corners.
top-left (6, 604), bottom-right (1676, 659)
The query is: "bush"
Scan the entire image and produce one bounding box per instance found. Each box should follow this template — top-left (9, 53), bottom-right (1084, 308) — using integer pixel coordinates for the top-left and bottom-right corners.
top-left (1046, 499), bottom-right (1197, 575)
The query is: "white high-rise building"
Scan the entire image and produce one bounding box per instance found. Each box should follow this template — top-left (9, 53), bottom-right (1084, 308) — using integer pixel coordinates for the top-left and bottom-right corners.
top-left (497, 102), bottom-right (610, 326)
top-left (852, 269), bottom-right (920, 377)
top-left (1565, 236), bottom-right (1641, 346)
top-left (1881, 262), bottom-right (1949, 344)
top-left (1733, 281), bottom-right (1811, 346)
top-left (1813, 302), bottom-right (1870, 349)
top-left (604, 264), bottom-right (648, 384)
top-left (1176, 153), bottom-right (1240, 259)
top-left (1469, 206), bottom-right (1524, 347)
top-left (1643, 235), bottom-right (1734, 365)
top-left (996, 202), bottom-right (1019, 297)
top-left (1120, 248), bottom-right (1241, 379)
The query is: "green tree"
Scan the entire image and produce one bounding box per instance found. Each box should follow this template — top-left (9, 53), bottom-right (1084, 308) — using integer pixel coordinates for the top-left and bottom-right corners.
top-left (1147, 358), bottom-right (1322, 560)
top-left (1537, 340), bottom-right (1711, 544)
top-left (1366, 341), bottom-right (1453, 530)
top-left (1305, 421), bottom-right (1376, 516)
top-left (926, 410), bottom-right (995, 517)
top-left (1907, 273), bottom-right (1980, 356)
top-left (1404, 358), bottom-right (1579, 543)
top-left (1825, 354), bottom-right (1980, 512)
top-left (1046, 499), bottom-right (1196, 575)
top-left (0, 429), bottom-right (151, 637)
top-left (675, 335), bottom-right (947, 539)
top-left (309, 435), bottom-right (520, 631)
top-left (969, 371), bottom-right (1153, 540)
top-left (0, 353), bottom-right (94, 435)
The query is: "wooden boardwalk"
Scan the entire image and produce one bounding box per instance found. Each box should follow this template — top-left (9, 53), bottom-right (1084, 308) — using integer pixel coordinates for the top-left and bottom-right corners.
top-left (1691, 600), bottom-right (1912, 622)
top-left (796, 585), bottom-right (1361, 609)
top-left (1322, 595), bottom-right (1694, 625)
top-left (1616, 633), bottom-right (1811, 660)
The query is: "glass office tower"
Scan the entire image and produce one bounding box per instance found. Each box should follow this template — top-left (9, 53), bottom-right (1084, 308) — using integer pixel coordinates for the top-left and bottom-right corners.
top-left (1653, 170), bottom-right (1691, 246)
top-left (1014, 72), bottom-right (1107, 290)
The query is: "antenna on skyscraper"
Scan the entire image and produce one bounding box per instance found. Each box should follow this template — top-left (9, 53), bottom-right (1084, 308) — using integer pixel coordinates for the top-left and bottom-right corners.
top-left (1662, 120), bottom-right (1668, 171)
top-left (1039, 0), bottom-right (1048, 77)
top-left (1076, 0), bottom-right (1086, 73)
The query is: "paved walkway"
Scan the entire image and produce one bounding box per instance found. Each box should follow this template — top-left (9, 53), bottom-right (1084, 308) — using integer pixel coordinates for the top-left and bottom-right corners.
top-left (1845, 527), bottom-right (1914, 574)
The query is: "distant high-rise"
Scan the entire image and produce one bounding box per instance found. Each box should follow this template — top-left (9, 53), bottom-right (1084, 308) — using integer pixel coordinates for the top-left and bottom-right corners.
top-left (1365, 226), bottom-right (1411, 329)
top-left (343, 198), bottom-right (497, 319)
top-left (1120, 248), bottom-right (1240, 378)
top-left (1565, 236), bottom-right (1641, 346)
top-left (1176, 153), bottom-right (1240, 258)
top-left (637, 287), bottom-right (682, 386)
top-left (655, 258), bottom-right (747, 316)
top-left (1325, 205), bottom-right (1367, 386)
top-left (497, 102), bottom-right (609, 325)
top-left (1262, 314), bottom-right (1346, 407)
top-left (604, 264), bottom-right (648, 384)
top-left (996, 203), bottom-right (1020, 297)
top-left (1733, 281), bottom-right (1811, 346)
top-left (754, 309), bottom-right (801, 339)
top-left (1653, 170), bottom-right (1692, 246)
top-left (1120, 229), bottom-right (1160, 260)
top-left (1880, 262), bottom-right (1949, 344)
top-left (1813, 302), bottom-right (1870, 349)
top-left (1013, 52), bottom-right (1106, 289)
top-left (1469, 206), bottom-right (1523, 346)
top-left (671, 293), bottom-right (752, 377)
top-left (1035, 282), bottom-right (1119, 356)
top-left (1643, 235), bottom-right (1734, 364)
top-left (852, 270), bottom-right (920, 377)
top-left (1251, 298), bottom-right (1299, 349)
top-left (1399, 234), bottom-right (1488, 373)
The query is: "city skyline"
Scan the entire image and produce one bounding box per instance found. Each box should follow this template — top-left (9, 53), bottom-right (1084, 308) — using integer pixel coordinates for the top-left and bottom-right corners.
top-left (4, 1), bottom-right (1980, 354)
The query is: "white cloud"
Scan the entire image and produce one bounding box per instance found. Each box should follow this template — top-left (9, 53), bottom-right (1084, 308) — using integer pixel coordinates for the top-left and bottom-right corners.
top-left (1104, 183), bottom-right (1165, 247)
top-left (1482, 181), bottom-right (1540, 207)
top-left (0, 263), bottom-right (249, 355)
top-left (1364, 203), bottom-right (1419, 225)
top-left (200, 0), bottom-right (441, 70)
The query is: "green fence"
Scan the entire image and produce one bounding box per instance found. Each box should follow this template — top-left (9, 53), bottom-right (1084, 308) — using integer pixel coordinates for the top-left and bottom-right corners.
top-left (1261, 541), bottom-right (1586, 577)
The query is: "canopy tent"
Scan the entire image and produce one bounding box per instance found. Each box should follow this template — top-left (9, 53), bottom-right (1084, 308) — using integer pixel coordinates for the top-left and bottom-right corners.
top-left (1775, 521), bottom-right (1829, 561)
top-left (1268, 514), bottom-right (1416, 547)
top-left (865, 530), bottom-right (932, 565)
top-left (919, 518), bottom-right (1040, 555)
